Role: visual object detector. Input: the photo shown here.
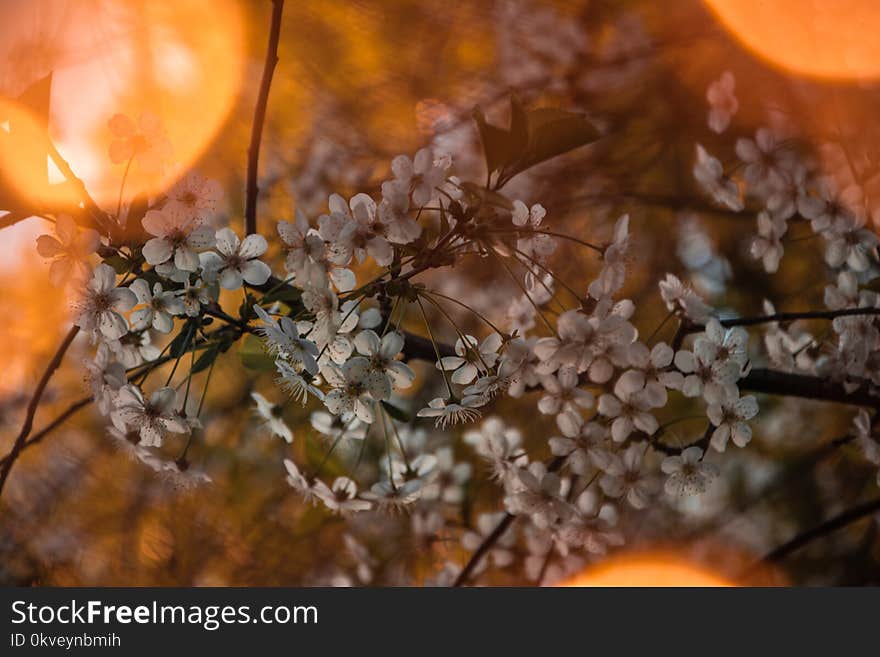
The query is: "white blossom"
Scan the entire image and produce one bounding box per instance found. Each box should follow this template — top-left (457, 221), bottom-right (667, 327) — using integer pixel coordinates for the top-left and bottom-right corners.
top-left (352, 330), bottom-right (415, 391)
top-left (588, 214), bottom-right (629, 299)
top-left (624, 341), bottom-right (682, 407)
top-left (597, 370), bottom-right (660, 442)
top-left (661, 446), bottom-right (718, 496)
top-left (694, 144), bottom-right (743, 211)
top-left (141, 208), bottom-right (215, 272)
top-left (318, 193), bottom-right (393, 267)
top-left (750, 210), bottom-right (787, 273)
top-left (313, 477), bottom-right (372, 514)
top-left (388, 147), bottom-right (448, 207)
top-left (73, 264), bottom-right (137, 340)
top-left (707, 394), bottom-right (759, 452)
top-left (538, 366), bottom-right (594, 416)
top-left (659, 273), bottom-right (712, 322)
top-left (322, 360), bottom-right (385, 423)
top-left (417, 396), bottom-right (483, 429)
top-left (111, 384), bottom-right (188, 447)
top-left (251, 392), bottom-right (293, 443)
top-left (549, 410), bottom-right (605, 475)
top-left (706, 70), bottom-right (737, 134)
top-left (36, 214), bottom-right (100, 286)
top-left (163, 171), bottom-right (223, 223)
top-left (437, 333), bottom-right (502, 385)
top-left (200, 228), bottom-right (272, 289)
top-left (594, 444), bottom-right (654, 509)
top-left (130, 279), bottom-right (185, 333)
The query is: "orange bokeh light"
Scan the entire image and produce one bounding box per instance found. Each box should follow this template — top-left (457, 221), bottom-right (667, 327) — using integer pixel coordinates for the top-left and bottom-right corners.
top-left (558, 552), bottom-right (736, 587)
top-left (0, 0), bottom-right (245, 207)
top-left (704, 0), bottom-right (880, 81)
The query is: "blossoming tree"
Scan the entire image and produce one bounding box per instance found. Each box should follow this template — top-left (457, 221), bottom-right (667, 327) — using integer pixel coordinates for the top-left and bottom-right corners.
top-left (3, 0), bottom-right (880, 586)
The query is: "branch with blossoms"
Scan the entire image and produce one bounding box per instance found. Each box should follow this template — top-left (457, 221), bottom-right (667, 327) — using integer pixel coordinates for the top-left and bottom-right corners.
top-left (8, 13), bottom-right (880, 587)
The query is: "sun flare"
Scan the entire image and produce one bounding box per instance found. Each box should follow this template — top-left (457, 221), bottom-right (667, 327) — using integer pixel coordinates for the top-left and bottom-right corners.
top-left (704, 0), bottom-right (880, 81)
top-left (558, 553), bottom-right (736, 587)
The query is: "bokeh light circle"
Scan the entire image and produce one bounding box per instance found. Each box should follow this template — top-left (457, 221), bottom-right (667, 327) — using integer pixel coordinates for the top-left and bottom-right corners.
top-left (705, 0), bottom-right (880, 81)
top-left (558, 552), bottom-right (735, 587)
top-left (0, 0), bottom-right (245, 207)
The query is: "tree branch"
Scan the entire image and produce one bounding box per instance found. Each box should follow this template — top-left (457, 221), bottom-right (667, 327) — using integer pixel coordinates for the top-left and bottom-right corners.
top-left (712, 307), bottom-right (880, 330)
top-left (0, 396), bottom-right (92, 469)
top-left (758, 496), bottom-right (880, 566)
top-left (0, 325), bottom-right (80, 498)
top-left (244, 0), bottom-right (284, 235)
top-left (739, 368), bottom-right (880, 408)
top-left (453, 513), bottom-right (516, 586)
top-left (454, 456), bottom-right (565, 587)
top-left (47, 140), bottom-right (108, 228)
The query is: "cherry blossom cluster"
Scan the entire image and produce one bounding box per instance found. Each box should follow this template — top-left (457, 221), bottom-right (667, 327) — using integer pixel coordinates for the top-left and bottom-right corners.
top-left (699, 71), bottom-right (880, 488)
top-left (31, 59), bottom-right (880, 584)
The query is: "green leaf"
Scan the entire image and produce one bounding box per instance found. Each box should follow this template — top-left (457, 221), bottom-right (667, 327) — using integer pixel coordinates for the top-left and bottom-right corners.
top-left (191, 344), bottom-right (220, 374)
top-left (380, 400), bottom-right (411, 423)
top-left (438, 200), bottom-right (450, 236)
top-left (112, 194), bottom-right (151, 245)
top-left (471, 94), bottom-right (600, 187)
top-left (458, 182), bottom-right (514, 210)
top-left (260, 285), bottom-right (302, 305)
top-left (239, 334), bottom-right (275, 371)
top-left (511, 107), bottom-right (600, 177)
top-left (509, 94), bottom-right (529, 152)
top-left (168, 320), bottom-right (197, 359)
top-left (102, 254), bottom-right (130, 275)
top-left (472, 106), bottom-right (519, 176)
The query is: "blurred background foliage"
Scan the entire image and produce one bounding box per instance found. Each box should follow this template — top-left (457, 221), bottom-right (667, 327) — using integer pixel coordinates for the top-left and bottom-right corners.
top-left (2, 0), bottom-right (880, 585)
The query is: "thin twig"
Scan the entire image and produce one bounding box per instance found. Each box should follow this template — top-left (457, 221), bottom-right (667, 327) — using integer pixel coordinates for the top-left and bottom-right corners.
top-left (454, 456), bottom-right (565, 586)
top-left (453, 513), bottom-right (516, 586)
top-left (0, 396), bottom-right (92, 469)
top-left (753, 496), bottom-right (880, 568)
top-left (691, 307), bottom-right (880, 331)
top-left (46, 141), bottom-right (108, 228)
top-left (244, 0), bottom-right (285, 235)
top-left (0, 325), bottom-right (80, 498)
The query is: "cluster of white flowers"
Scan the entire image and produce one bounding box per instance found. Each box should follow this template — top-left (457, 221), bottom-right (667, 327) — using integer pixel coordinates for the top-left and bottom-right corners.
top-left (695, 71), bottom-right (880, 488)
top-left (226, 131), bottom-right (756, 580)
top-left (30, 54), bottom-right (880, 586)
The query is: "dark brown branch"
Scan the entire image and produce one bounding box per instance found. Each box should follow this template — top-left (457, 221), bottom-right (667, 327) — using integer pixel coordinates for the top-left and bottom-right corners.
top-left (454, 456), bottom-right (565, 587)
top-left (0, 396), bottom-right (92, 469)
top-left (401, 331), bottom-right (456, 361)
top-left (0, 211), bottom-right (27, 230)
top-left (713, 307), bottom-right (880, 330)
top-left (256, 275), bottom-right (880, 411)
top-left (0, 325), bottom-right (80, 498)
top-left (758, 496), bottom-right (880, 566)
top-left (453, 513), bottom-right (516, 586)
top-left (739, 368), bottom-right (880, 408)
top-left (244, 0), bottom-right (284, 235)
top-left (47, 140), bottom-right (108, 228)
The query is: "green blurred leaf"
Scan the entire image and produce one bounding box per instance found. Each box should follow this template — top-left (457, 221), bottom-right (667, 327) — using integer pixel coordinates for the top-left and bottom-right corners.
top-left (191, 344), bottom-right (220, 374)
top-left (510, 107), bottom-right (601, 178)
top-left (472, 106), bottom-right (519, 176)
top-left (509, 93), bottom-right (529, 151)
top-left (381, 400), bottom-right (411, 423)
top-left (260, 285), bottom-right (302, 305)
top-left (472, 95), bottom-right (599, 188)
top-left (168, 320), bottom-right (197, 359)
top-left (458, 182), bottom-right (514, 210)
top-left (438, 200), bottom-right (450, 236)
top-left (102, 255), bottom-right (130, 275)
top-left (239, 334), bottom-right (275, 371)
